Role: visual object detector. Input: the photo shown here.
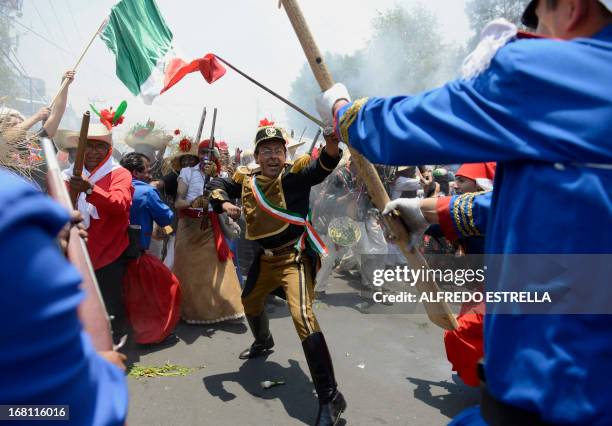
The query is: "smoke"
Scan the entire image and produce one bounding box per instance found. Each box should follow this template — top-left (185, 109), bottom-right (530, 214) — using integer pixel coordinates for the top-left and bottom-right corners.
top-left (287, 4), bottom-right (467, 135)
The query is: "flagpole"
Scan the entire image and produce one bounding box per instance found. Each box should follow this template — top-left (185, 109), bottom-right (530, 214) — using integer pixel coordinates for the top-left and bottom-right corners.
top-left (49, 17), bottom-right (109, 108)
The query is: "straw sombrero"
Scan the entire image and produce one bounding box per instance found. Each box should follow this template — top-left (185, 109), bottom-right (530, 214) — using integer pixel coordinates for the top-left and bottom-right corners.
top-left (165, 137), bottom-right (199, 173)
top-left (53, 129), bottom-right (79, 152)
top-left (124, 120), bottom-right (172, 151)
top-left (64, 123), bottom-right (112, 147)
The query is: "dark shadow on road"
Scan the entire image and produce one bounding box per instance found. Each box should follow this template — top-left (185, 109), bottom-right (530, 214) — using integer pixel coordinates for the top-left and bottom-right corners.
top-left (203, 357), bottom-right (317, 425)
top-left (175, 320), bottom-right (248, 345)
top-left (122, 333), bottom-right (182, 368)
top-left (407, 376), bottom-right (480, 419)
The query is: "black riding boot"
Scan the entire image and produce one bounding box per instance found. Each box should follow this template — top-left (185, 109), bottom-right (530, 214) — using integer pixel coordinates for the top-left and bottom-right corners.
top-left (239, 313), bottom-right (274, 359)
top-left (302, 332), bottom-right (346, 426)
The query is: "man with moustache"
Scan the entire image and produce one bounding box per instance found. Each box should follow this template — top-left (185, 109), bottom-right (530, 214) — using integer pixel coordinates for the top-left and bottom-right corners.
top-left (207, 119), bottom-right (345, 425)
top-left (65, 122), bottom-right (133, 343)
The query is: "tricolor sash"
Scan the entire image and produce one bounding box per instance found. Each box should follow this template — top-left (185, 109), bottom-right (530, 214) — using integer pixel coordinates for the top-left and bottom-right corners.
top-left (250, 176), bottom-right (328, 256)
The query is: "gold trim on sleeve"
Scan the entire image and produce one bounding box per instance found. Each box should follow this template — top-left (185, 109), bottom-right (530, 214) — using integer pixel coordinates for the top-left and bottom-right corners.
top-left (210, 189), bottom-right (228, 201)
top-left (339, 97), bottom-right (369, 145)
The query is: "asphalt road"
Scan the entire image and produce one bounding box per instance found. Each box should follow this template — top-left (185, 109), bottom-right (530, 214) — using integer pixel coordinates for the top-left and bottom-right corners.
top-left (125, 272), bottom-right (479, 426)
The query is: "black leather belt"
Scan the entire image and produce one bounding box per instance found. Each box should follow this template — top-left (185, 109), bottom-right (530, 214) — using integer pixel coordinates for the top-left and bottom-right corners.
top-left (261, 239), bottom-right (298, 257)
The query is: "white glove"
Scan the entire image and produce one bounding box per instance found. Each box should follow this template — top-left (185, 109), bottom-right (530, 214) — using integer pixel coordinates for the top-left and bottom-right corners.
top-left (219, 213), bottom-right (241, 240)
top-left (383, 198), bottom-right (429, 249)
top-left (315, 83), bottom-right (351, 127)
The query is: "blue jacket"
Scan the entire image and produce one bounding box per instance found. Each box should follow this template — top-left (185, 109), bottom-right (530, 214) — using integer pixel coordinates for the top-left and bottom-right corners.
top-left (129, 179), bottom-right (174, 250)
top-left (337, 25), bottom-right (612, 424)
top-left (0, 170), bottom-right (128, 425)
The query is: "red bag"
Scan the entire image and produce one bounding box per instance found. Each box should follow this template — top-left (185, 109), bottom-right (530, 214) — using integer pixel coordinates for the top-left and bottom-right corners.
top-left (122, 254), bottom-right (181, 344)
top-left (443, 303), bottom-right (484, 387)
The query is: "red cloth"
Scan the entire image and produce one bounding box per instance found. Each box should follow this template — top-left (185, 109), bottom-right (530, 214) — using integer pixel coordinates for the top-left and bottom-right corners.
top-left (86, 167), bottom-right (133, 270)
top-left (436, 196), bottom-right (459, 242)
top-left (162, 53), bottom-right (226, 93)
top-left (455, 162), bottom-right (496, 181)
top-left (311, 146), bottom-right (320, 160)
top-left (443, 303), bottom-right (484, 387)
top-left (177, 210), bottom-right (233, 262)
top-left (122, 254), bottom-right (181, 344)
top-left (209, 212), bottom-right (232, 262)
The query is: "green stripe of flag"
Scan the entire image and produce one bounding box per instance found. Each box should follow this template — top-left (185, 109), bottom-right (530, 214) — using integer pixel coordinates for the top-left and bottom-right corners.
top-left (100, 0), bottom-right (173, 95)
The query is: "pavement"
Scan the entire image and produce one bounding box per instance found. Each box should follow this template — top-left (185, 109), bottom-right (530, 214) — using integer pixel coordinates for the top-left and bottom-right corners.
top-left (125, 271), bottom-right (479, 426)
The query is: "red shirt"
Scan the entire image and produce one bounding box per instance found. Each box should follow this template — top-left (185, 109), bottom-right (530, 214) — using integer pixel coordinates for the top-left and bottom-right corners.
top-left (85, 167), bottom-right (133, 270)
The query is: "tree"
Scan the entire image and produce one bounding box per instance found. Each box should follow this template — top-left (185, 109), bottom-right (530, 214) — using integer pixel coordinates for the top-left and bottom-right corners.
top-left (0, 13), bottom-right (19, 100)
top-left (465, 0), bottom-right (530, 49)
top-left (286, 4), bottom-right (464, 134)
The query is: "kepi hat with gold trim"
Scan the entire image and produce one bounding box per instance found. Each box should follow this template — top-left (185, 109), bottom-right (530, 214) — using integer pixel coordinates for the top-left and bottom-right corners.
top-left (254, 118), bottom-right (288, 150)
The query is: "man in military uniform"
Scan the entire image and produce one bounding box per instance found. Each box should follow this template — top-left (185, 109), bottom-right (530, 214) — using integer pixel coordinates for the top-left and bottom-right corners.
top-left (207, 119), bottom-right (345, 425)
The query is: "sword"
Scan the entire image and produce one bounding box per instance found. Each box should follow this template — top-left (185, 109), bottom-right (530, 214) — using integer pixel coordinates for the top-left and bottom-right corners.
top-left (201, 108), bottom-right (218, 230)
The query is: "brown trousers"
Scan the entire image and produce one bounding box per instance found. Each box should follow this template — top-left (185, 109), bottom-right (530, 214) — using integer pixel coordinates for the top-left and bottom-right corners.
top-left (242, 251), bottom-right (321, 341)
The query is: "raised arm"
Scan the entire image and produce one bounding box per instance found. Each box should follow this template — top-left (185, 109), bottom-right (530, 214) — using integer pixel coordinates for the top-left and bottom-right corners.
top-left (43, 70), bottom-right (75, 138)
top-left (289, 134), bottom-right (341, 188)
top-left (333, 40), bottom-right (612, 166)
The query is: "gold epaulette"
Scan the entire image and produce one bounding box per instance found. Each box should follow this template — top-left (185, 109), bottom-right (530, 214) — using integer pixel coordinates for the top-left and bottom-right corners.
top-left (232, 166), bottom-right (251, 185)
top-left (290, 154), bottom-right (312, 173)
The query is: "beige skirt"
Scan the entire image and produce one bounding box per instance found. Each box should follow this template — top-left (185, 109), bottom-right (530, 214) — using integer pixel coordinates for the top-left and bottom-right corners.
top-left (173, 216), bottom-right (244, 324)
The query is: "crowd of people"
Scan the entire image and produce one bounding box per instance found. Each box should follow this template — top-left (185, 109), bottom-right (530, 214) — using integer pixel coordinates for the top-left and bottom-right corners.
top-left (0, 0), bottom-right (610, 424)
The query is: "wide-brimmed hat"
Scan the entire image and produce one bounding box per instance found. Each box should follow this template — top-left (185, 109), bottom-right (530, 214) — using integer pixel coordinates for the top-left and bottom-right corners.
top-left (165, 137), bottom-right (199, 172)
top-left (65, 123), bottom-right (113, 147)
top-left (53, 129), bottom-right (79, 152)
top-left (124, 120), bottom-right (173, 151)
top-left (0, 107), bottom-right (25, 126)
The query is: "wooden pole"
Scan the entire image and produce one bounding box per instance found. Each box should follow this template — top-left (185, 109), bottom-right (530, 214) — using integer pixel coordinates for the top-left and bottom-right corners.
top-left (70, 111), bottom-right (91, 207)
top-left (49, 18), bottom-right (108, 108)
top-left (41, 137), bottom-right (113, 351)
top-left (280, 0), bottom-right (457, 330)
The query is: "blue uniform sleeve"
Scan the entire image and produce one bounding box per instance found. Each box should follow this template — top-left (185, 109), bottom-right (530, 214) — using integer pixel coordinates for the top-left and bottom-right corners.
top-left (146, 186), bottom-right (174, 227)
top-left (337, 39), bottom-right (612, 166)
top-left (0, 172), bottom-right (127, 426)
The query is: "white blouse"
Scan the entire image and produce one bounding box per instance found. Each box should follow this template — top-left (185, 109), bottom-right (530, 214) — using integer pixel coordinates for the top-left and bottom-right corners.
top-left (178, 165), bottom-right (209, 204)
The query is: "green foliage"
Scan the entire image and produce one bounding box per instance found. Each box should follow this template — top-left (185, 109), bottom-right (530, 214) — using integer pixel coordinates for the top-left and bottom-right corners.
top-left (286, 4), bottom-right (464, 132)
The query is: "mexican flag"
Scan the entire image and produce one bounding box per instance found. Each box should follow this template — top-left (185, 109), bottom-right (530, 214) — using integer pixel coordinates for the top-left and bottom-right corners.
top-left (100, 0), bottom-right (226, 104)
